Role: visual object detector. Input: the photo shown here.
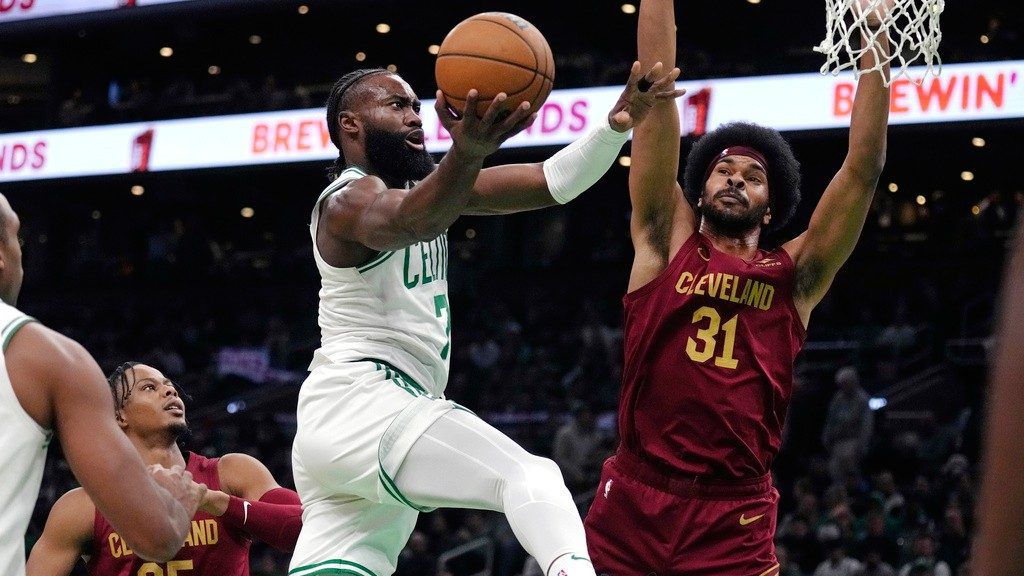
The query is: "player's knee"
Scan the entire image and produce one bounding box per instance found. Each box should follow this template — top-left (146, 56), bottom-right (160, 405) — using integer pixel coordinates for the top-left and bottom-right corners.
top-left (515, 455), bottom-right (571, 498)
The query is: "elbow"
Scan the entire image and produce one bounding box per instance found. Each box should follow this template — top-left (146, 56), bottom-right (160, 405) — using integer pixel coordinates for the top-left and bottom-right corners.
top-left (847, 152), bottom-right (886, 186)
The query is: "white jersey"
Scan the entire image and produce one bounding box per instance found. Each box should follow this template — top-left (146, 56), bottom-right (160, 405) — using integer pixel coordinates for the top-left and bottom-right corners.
top-left (0, 301), bottom-right (48, 576)
top-left (309, 166), bottom-right (451, 396)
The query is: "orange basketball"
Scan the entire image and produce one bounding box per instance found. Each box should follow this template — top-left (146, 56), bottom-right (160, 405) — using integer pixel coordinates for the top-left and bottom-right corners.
top-left (435, 12), bottom-right (555, 119)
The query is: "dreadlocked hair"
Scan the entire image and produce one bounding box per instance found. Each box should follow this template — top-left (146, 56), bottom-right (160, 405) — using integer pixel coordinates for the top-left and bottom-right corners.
top-left (107, 361), bottom-right (141, 417)
top-left (683, 121), bottom-right (802, 234)
top-left (325, 67), bottom-right (391, 181)
top-left (106, 361), bottom-right (193, 418)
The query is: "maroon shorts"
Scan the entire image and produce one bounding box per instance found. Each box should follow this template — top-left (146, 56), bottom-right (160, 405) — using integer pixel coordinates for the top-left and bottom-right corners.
top-left (583, 450), bottom-right (780, 576)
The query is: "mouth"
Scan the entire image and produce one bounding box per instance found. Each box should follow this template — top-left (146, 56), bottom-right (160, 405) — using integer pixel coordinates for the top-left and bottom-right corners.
top-left (715, 190), bottom-right (748, 207)
top-left (164, 400), bottom-right (185, 415)
top-left (405, 130), bottom-right (425, 151)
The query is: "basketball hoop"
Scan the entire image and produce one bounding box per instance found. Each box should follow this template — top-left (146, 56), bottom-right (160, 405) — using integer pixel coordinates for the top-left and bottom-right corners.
top-left (814, 0), bottom-right (944, 86)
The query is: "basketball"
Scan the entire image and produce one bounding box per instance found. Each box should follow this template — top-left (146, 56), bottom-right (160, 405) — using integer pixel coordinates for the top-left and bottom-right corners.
top-left (435, 12), bottom-right (555, 118)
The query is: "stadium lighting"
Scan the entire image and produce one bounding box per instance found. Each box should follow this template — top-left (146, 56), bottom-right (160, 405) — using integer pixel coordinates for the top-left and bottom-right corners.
top-left (961, 171), bottom-right (975, 182)
top-left (131, 185), bottom-right (145, 196)
top-left (971, 205), bottom-right (981, 216)
top-left (387, 64), bottom-right (398, 72)
top-left (621, 4), bottom-right (636, 14)
top-left (159, 46), bottom-right (173, 57)
top-left (972, 137), bottom-right (986, 148)
top-left (297, 5), bottom-right (309, 14)
top-left (916, 195), bottom-right (927, 206)
top-left (868, 397), bottom-right (887, 410)
top-left (208, 65), bottom-right (221, 75)
top-left (980, 35), bottom-right (990, 44)
top-left (619, 156), bottom-right (632, 167)
top-left (21, 53), bottom-right (38, 64)
top-left (376, 23), bottom-right (391, 34)
top-left (249, 35), bottom-right (262, 45)
top-left (748, 0), bottom-right (762, 4)
top-left (465, 229), bottom-right (477, 239)
top-left (91, 210), bottom-right (102, 220)
top-left (888, 183), bottom-right (898, 193)
top-left (428, 44), bottom-right (440, 55)
top-left (241, 207), bottom-right (255, 218)
top-left (355, 51), bottom-right (367, 62)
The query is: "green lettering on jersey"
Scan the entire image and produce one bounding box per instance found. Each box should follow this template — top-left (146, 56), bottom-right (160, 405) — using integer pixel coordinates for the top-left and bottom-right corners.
top-left (403, 247), bottom-right (419, 289)
top-left (421, 242), bottom-right (434, 285)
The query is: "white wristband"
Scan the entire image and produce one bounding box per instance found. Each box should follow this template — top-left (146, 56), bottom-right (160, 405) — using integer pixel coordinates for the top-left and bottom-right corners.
top-left (542, 116), bottom-right (630, 205)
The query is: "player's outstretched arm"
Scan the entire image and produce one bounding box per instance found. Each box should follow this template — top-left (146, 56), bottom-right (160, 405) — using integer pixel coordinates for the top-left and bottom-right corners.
top-left (784, 28), bottom-right (891, 321)
top-left (628, 0), bottom-right (695, 290)
top-left (194, 453), bottom-right (304, 552)
top-left (320, 91), bottom-right (534, 255)
top-left (26, 489), bottom-right (94, 576)
top-left (6, 323), bottom-right (203, 562)
top-left (464, 61), bottom-right (683, 216)
top-left (973, 214), bottom-right (1024, 576)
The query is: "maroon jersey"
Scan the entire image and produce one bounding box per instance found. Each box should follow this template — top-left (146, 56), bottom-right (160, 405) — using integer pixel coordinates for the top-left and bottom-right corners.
top-left (87, 452), bottom-right (251, 576)
top-left (620, 232), bottom-right (806, 480)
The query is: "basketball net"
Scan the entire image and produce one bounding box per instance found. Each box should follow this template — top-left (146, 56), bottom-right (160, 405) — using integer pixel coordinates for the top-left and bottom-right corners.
top-left (814, 0), bottom-right (944, 86)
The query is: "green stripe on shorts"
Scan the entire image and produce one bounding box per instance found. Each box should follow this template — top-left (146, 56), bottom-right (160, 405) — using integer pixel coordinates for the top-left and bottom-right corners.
top-left (289, 559), bottom-right (378, 576)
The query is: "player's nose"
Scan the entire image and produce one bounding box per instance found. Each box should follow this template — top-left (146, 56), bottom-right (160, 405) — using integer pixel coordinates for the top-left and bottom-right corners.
top-left (727, 177), bottom-right (746, 189)
top-left (405, 111), bottom-right (422, 128)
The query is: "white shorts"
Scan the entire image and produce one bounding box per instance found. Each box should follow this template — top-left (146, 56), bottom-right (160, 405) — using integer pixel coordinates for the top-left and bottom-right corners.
top-left (290, 358), bottom-right (456, 576)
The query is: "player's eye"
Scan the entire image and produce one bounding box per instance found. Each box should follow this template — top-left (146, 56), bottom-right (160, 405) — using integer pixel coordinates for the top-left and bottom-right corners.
top-left (718, 168), bottom-right (729, 175)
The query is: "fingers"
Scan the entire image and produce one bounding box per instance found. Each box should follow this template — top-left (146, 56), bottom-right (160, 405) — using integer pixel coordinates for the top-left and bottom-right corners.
top-left (625, 61), bottom-right (643, 88)
top-left (655, 88), bottom-right (688, 100)
top-left (480, 92), bottom-right (509, 125)
top-left (637, 61), bottom-right (664, 93)
top-left (434, 91), bottom-right (457, 131)
top-left (646, 67), bottom-right (682, 99)
top-left (507, 109), bottom-right (538, 135)
top-left (462, 89), bottom-right (481, 126)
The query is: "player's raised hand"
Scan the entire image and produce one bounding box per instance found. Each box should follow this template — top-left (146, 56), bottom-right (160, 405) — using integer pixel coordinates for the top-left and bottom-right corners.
top-left (435, 89), bottom-right (537, 159)
top-left (149, 464), bottom-right (206, 518)
top-left (608, 61), bottom-right (686, 133)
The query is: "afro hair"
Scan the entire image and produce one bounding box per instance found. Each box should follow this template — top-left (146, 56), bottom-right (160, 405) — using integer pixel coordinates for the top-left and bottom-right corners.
top-left (683, 122), bottom-right (801, 234)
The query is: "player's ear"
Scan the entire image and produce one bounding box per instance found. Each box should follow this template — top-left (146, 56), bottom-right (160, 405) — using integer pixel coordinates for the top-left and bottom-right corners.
top-left (115, 410), bottom-right (128, 430)
top-left (338, 111), bottom-right (361, 136)
top-left (762, 206), bottom-right (772, 227)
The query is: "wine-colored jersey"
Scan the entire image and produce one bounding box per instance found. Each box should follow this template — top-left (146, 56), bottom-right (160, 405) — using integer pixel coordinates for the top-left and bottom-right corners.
top-left (87, 452), bottom-right (251, 576)
top-left (619, 232), bottom-right (806, 479)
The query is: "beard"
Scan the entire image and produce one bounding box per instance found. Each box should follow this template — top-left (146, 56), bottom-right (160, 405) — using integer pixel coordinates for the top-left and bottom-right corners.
top-left (700, 187), bottom-right (770, 235)
top-left (168, 420), bottom-right (190, 441)
top-left (364, 125), bottom-right (435, 185)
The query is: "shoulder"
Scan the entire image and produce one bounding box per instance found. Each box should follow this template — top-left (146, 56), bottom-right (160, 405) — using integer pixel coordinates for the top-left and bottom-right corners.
top-left (7, 322), bottom-right (92, 374)
top-left (47, 488), bottom-right (97, 542)
top-left (217, 453), bottom-right (278, 499)
top-left (322, 175), bottom-right (389, 217)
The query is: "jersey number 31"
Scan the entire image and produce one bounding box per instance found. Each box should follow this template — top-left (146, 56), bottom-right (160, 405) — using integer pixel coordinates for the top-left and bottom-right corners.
top-left (685, 306), bottom-right (739, 369)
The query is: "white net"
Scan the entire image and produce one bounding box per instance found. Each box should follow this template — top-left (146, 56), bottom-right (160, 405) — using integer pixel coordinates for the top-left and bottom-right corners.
top-left (814, 0), bottom-right (945, 86)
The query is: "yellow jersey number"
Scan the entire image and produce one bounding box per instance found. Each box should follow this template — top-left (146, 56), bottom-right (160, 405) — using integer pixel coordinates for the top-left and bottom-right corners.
top-left (137, 560), bottom-right (194, 576)
top-left (685, 306), bottom-right (739, 369)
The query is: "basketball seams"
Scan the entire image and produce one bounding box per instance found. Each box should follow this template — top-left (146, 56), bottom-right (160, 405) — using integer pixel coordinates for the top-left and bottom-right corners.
top-left (436, 57), bottom-right (536, 104)
top-left (471, 16), bottom-right (543, 69)
top-left (436, 52), bottom-right (553, 82)
top-left (436, 12), bottom-right (554, 116)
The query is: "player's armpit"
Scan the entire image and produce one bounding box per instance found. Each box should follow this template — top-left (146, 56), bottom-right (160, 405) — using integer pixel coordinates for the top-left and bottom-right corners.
top-left (26, 488), bottom-right (95, 576)
top-left (6, 323), bottom-right (193, 562)
top-left (784, 164), bottom-right (879, 320)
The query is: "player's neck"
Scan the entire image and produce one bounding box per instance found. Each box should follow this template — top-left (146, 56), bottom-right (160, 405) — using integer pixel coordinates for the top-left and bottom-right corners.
top-left (129, 432), bottom-right (187, 469)
top-left (698, 219), bottom-right (762, 260)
